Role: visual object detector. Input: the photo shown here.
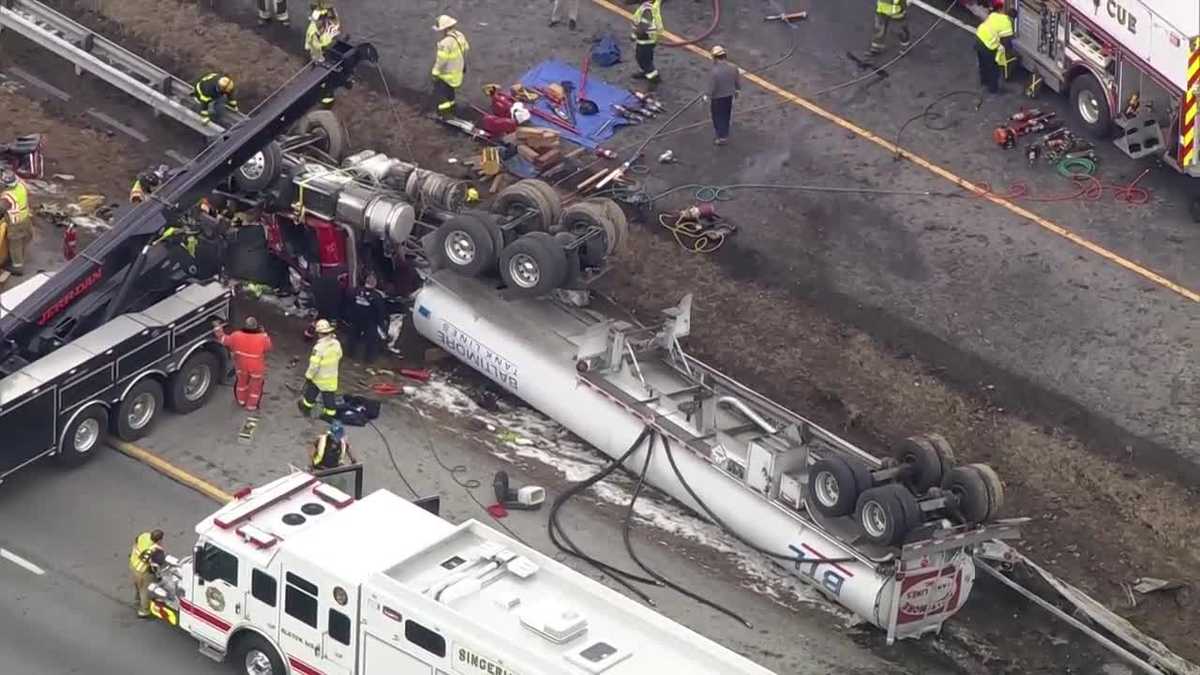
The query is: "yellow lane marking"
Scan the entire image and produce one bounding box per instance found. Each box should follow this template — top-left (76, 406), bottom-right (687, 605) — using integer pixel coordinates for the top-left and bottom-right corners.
top-left (590, 0), bottom-right (1200, 304)
top-left (108, 438), bottom-right (232, 504)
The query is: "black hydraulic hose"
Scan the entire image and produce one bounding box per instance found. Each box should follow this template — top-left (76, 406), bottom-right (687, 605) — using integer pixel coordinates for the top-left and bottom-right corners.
top-left (548, 427), bottom-right (662, 603)
top-left (622, 433), bottom-right (754, 628)
top-left (660, 436), bottom-right (858, 565)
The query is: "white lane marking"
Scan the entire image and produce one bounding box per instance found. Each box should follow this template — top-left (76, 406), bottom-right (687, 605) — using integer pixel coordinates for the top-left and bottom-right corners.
top-left (1, 548), bottom-right (46, 576)
top-left (911, 0), bottom-right (976, 33)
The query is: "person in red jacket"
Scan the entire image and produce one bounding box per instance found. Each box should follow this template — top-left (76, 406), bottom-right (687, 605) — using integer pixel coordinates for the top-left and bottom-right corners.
top-left (212, 317), bottom-right (273, 411)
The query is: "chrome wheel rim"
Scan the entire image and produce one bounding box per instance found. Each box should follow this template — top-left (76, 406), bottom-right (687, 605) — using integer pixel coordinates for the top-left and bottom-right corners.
top-left (240, 152), bottom-right (266, 180)
top-left (444, 230), bottom-right (476, 266)
top-left (183, 365), bottom-right (211, 401)
top-left (1078, 91), bottom-right (1100, 125)
top-left (508, 253), bottom-right (540, 288)
top-left (244, 649), bottom-right (273, 675)
top-left (814, 471), bottom-right (839, 507)
top-left (127, 392), bottom-right (156, 429)
top-left (862, 501), bottom-right (888, 538)
top-left (73, 418), bottom-right (100, 453)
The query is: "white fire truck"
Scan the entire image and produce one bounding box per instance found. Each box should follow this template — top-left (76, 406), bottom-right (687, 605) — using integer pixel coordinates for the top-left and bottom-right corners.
top-left (966, 1), bottom-right (1200, 215)
top-left (147, 470), bottom-right (776, 675)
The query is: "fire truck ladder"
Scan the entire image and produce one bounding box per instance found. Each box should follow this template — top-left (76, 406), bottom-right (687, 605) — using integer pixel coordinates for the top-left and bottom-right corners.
top-left (0, 0), bottom-right (244, 136)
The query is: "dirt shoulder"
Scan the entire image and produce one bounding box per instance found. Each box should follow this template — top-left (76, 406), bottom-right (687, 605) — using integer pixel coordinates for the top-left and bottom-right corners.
top-left (48, 0), bottom-right (1200, 666)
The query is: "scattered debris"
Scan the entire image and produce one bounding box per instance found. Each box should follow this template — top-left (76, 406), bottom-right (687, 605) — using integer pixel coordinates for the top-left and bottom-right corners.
top-left (1133, 577), bottom-right (1185, 595)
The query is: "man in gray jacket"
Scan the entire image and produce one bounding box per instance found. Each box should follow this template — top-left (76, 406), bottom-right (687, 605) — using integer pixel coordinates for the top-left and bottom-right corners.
top-left (705, 45), bottom-right (740, 145)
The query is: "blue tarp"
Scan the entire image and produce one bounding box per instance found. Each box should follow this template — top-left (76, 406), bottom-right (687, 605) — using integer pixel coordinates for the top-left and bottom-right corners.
top-left (517, 59), bottom-right (638, 149)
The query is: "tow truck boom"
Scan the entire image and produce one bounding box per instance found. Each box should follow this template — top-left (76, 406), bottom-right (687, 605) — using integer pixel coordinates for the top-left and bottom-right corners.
top-left (0, 38), bottom-right (377, 373)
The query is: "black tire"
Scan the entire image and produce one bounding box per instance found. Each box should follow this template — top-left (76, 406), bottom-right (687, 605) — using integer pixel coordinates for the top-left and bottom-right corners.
top-left (292, 109), bottom-right (349, 163)
top-left (855, 484), bottom-right (916, 547)
top-left (554, 231), bottom-right (583, 288)
top-left (807, 456), bottom-right (862, 517)
top-left (434, 214), bottom-right (497, 277)
top-left (54, 403), bottom-right (108, 467)
top-left (1069, 74), bottom-right (1112, 138)
top-left (522, 178), bottom-right (563, 225)
top-left (588, 197), bottom-right (628, 254)
top-left (232, 633), bottom-right (285, 675)
top-left (493, 180), bottom-right (557, 233)
top-left (499, 232), bottom-right (568, 296)
top-left (896, 436), bottom-right (944, 493)
top-left (942, 465), bottom-right (993, 524)
top-left (1190, 196), bottom-right (1200, 224)
top-left (115, 378), bottom-right (164, 442)
top-left (233, 141), bottom-right (283, 193)
top-left (167, 350), bottom-right (219, 414)
top-left (967, 462), bottom-right (1005, 521)
top-left (925, 433), bottom-right (957, 469)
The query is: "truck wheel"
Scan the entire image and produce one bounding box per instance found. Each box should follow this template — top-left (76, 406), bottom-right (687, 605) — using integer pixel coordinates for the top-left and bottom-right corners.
top-left (116, 378), bottom-right (164, 442)
top-left (233, 633), bottom-right (285, 675)
top-left (942, 465), bottom-right (994, 524)
top-left (896, 436), bottom-right (944, 493)
top-left (521, 178), bottom-right (563, 226)
top-left (54, 404), bottom-right (108, 467)
top-left (493, 180), bottom-right (558, 233)
top-left (554, 231), bottom-right (583, 288)
top-left (1070, 74), bottom-right (1112, 138)
top-left (291, 109), bottom-right (349, 163)
top-left (434, 214), bottom-right (497, 277)
top-left (499, 232), bottom-right (568, 296)
top-left (855, 484), bottom-right (919, 547)
top-left (234, 141), bottom-right (283, 193)
top-left (807, 455), bottom-right (866, 517)
top-left (167, 351), bottom-right (219, 414)
top-left (1190, 196), bottom-right (1200, 223)
top-left (966, 462), bottom-right (1005, 521)
top-left (588, 197), bottom-right (628, 254)
top-left (924, 433), bottom-right (957, 469)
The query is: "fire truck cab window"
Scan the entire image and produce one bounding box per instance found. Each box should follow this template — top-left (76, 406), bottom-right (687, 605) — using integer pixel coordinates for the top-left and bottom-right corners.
top-left (284, 572), bottom-right (319, 628)
top-left (328, 609), bottom-right (351, 645)
top-left (252, 569), bottom-right (277, 607)
top-left (405, 620), bottom-right (446, 657)
top-left (200, 545), bottom-right (238, 586)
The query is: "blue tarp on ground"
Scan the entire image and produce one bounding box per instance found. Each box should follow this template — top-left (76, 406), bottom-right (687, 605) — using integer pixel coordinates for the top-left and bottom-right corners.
top-left (517, 59), bottom-right (638, 149)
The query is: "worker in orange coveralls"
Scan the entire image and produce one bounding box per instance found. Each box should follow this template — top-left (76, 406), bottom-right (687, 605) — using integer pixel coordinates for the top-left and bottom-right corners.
top-left (212, 316), bottom-right (273, 411)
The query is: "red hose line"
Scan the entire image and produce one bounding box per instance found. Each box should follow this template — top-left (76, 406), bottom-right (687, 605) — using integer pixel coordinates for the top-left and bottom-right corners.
top-left (660, 0), bottom-right (721, 48)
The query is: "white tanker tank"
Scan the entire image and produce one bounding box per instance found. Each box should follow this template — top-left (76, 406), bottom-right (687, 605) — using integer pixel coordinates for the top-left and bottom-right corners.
top-left (412, 272), bottom-right (1021, 642)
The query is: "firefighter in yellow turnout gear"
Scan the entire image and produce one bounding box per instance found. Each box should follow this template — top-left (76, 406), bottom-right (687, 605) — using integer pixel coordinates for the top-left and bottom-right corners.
top-left (431, 14), bottom-right (470, 117)
top-left (0, 169), bottom-right (32, 276)
top-left (129, 529), bottom-right (167, 618)
top-left (631, 0), bottom-right (663, 85)
top-left (869, 0), bottom-right (910, 56)
top-left (298, 319), bottom-right (342, 420)
top-left (192, 73), bottom-right (239, 124)
top-left (306, 6), bottom-right (341, 108)
top-left (975, 1), bottom-right (1016, 94)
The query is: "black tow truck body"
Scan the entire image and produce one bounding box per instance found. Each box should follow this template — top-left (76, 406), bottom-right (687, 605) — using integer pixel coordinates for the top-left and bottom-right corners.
top-left (0, 39), bottom-right (376, 479)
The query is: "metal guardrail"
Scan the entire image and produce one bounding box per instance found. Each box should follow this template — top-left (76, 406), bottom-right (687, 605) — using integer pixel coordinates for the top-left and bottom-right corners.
top-left (0, 0), bottom-right (235, 136)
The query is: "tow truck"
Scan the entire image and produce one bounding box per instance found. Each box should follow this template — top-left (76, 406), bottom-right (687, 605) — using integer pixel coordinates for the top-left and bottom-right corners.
top-left (0, 32), bottom-right (378, 480)
top-left (147, 469), bottom-right (776, 675)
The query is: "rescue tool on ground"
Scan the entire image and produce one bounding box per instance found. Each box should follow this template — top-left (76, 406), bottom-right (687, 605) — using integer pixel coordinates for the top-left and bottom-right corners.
top-left (144, 469), bottom-right (776, 674)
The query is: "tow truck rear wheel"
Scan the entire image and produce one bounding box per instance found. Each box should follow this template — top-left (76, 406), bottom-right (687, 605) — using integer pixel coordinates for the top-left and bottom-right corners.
top-left (115, 378), bottom-right (164, 441)
top-left (855, 484), bottom-right (921, 547)
top-left (232, 633), bottom-right (284, 675)
top-left (499, 232), bottom-right (569, 297)
top-left (167, 350), bottom-right (219, 414)
top-left (54, 403), bottom-right (108, 467)
top-left (807, 455), bottom-right (871, 517)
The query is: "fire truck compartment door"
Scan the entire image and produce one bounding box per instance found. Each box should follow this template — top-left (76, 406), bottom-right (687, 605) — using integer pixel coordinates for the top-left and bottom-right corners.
top-left (279, 567), bottom-right (352, 675)
top-left (362, 633), bottom-right (433, 674)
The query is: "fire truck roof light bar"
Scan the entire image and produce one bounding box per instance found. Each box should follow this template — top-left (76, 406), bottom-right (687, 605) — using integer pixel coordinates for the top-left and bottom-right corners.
top-left (214, 474), bottom-right (318, 530)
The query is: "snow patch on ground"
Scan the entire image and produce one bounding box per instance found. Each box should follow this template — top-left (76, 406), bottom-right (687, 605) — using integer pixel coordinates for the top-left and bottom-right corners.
top-left (405, 372), bottom-right (849, 618)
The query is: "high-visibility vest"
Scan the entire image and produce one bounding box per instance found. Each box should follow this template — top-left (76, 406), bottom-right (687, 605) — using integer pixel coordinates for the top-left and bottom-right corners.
top-left (152, 226), bottom-right (198, 257)
top-left (876, 0), bottom-right (906, 18)
top-left (305, 19), bottom-right (339, 59)
top-left (130, 179), bottom-right (146, 203)
top-left (2, 179), bottom-right (30, 227)
top-left (306, 336), bottom-right (342, 391)
top-left (976, 12), bottom-right (1014, 51)
top-left (129, 532), bottom-right (161, 575)
top-left (432, 32), bottom-right (468, 87)
top-left (311, 434), bottom-right (349, 469)
top-left (194, 73), bottom-right (234, 102)
top-left (632, 1), bottom-right (663, 45)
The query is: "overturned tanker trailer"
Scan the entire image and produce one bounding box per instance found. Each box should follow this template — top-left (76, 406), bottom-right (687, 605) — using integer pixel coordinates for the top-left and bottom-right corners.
top-left (413, 272), bottom-right (1024, 642)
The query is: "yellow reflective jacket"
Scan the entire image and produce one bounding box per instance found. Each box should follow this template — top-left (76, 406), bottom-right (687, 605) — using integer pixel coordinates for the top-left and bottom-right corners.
top-left (129, 531), bottom-right (162, 575)
top-left (876, 0), bottom-right (907, 18)
top-left (306, 335), bottom-right (342, 391)
top-left (305, 19), bottom-right (339, 60)
top-left (976, 12), bottom-right (1014, 50)
top-left (1, 179), bottom-right (30, 227)
top-left (632, 0), bottom-right (664, 44)
top-left (432, 30), bottom-right (469, 87)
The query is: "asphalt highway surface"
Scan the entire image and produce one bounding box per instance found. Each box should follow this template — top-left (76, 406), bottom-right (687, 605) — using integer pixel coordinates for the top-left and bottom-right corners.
top-left (0, 453), bottom-right (225, 675)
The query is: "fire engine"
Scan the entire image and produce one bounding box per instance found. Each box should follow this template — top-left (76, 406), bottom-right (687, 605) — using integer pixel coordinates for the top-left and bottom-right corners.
top-left (147, 470), bottom-right (776, 675)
